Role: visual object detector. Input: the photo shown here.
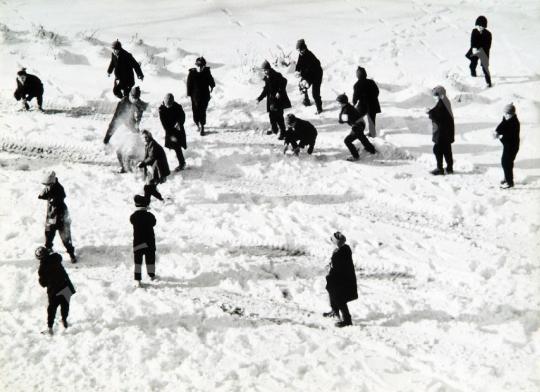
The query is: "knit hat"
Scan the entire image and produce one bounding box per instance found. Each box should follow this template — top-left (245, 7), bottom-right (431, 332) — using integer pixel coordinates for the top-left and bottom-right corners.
top-left (504, 103), bottom-right (516, 115)
top-left (356, 66), bottom-right (367, 80)
top-left (296, 39), bottom-right (307, 50)
top-left (195, 57), bottom-right (206, 66)
top-left (130, 86), bottom-right (141, 99)
top-left (331, 231), bottom-right (347, 245)
top-left (134, 194), bottom-right (149, 207)
top-left (431, 85), bottom-right (446, 97)
top-left (112, 40), bottom-right (122, 50)
top-left (286, 113), bottom-right (297, 125)
top-left (336, 93), bottom-right (348, 103)
top-left (17, 68), bottom-right (27, 76)
top-left (261, 60), bottom-right (271, 70)
top-left (475, 16), bottom-right (488, 28)
top-left (41, 171), bottom-right (56, 185)
top-left (35, 246), bottom-right (50, 260)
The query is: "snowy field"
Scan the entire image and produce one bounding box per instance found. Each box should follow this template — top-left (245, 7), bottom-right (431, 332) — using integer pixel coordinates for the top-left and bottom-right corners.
top-left (0, 0), bottom-right (539, 391)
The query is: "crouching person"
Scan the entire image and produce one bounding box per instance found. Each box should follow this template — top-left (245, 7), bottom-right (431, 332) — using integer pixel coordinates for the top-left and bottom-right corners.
top-left (130, 195), bottom-right (157, 286)
top-left (324, 232), bottom-right (358, 328)
top-left (36, 246), bottom-right (76, 335)
top-left (337, 94), bottom-right (376, 161)
top-left (138, 130), bottom-right (170, 204)
top-left (283, 114), bottom-right (317, 155)
top-left (14, 68), bottom-right (44, 111)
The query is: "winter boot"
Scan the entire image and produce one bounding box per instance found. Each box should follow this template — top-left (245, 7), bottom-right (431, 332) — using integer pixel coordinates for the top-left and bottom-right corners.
top-left (23, 100), bottom-right (30, 111)
top-left (335, 319), bottom-right (353, 328)
top-left (69, 251), bottom-right (77, 264)
top-left (302, 93), bottom-right (312, 107)
top-left (445, 167), bottom-right (454, 175)
top-left (62, 319), bottom-right (69, 329)
top-left (200, 124), bottom-right (205, 136)
top-left (430, 168), bottom-right (445, 176)
top-left (346, 156), bottom-right (359, 162)
top-left (323, 310), bottom-right (339, 318)
top-left (41, 327), bottom-right (54, 335)
top-left (500, 183), bottom-right (513, 189)
top-left (278, 133), bottom-right (285, 141)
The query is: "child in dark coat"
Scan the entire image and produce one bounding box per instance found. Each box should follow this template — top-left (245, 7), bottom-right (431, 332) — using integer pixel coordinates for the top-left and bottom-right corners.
top-left (337, 94), bottom-right (376, 161)
top-left (494, 103), bottom-right (520, 189)
top-left (465, 16), bottom-right (492, 87)
top-left (130, 195), bottom-right (157, 285)
top-left (187, 57), bottom-right (215, 136)
top-left (14, 68), bottom-right (44, 111)
top-left (427, 86), bottom-right (454, 175)
top-left (283, 114), bottom-right (317, 155)
top-left (324, 232), bottom-right (358, 327)
top-left (36, 246), bottom-right (76, 335)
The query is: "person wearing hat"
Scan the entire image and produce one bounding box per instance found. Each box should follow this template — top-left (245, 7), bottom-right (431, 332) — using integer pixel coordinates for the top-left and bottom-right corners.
top-left (256, 60), bottom-right (292, 139)
top-left (130, 195), bottom-right (157, 285)
top-left (138, 130), bottom-right (170, 203)
top-left (104, 86), bottom-right (148, 173)
top-left (295, 39), bottom-right (323, 114)
top-left (36, 246), bottom-right (76, 335)
top-left (337, 93), bottom-right (376, 161)
top-left (107, 40), bottom-right (144, 99)
top-left (38, 171), bottom-right (77, 263)
top-left (427, 86), bottom-right (454, 175)
top-left (465, 16), bottom-right (492, 87)
top-left (283, 114), bottom-right (318, 156)
top-left (324, 232), bottom-right (358, 328)
top-left (352, 67), bottom-right (381, 137)
top-left (494, 103), bottom-right (520, 189)
top-left (13, 68), bottom-right (44, 111)
top-left (159, 93), bottom-right (187, 172)
top-left (187, 57), bottom-right (216, 136)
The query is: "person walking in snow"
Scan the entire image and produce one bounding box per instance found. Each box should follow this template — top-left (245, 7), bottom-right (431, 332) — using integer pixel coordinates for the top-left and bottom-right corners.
top-left (13, 68), bottom-right (44, 111)
top-left (36, 246), bottom-right (76, 335)
top-left (138, 130), bottom-right (170, 203)
top-left (107, 40), bottom-right (144, 99)
top-left (337, 94), bottom-right (376, 161)
top-left (256, 60), bottom-right (291, 139)
top-left (159, 93), bottom-right (187, 171)
top-left (104, 86), bottom-right (148, 173)
top-left (465, 16), bottom-right (492, 87)
top-left (187, 57), bottom-right (215, 136)
top-left (283, 114), bottom-right (317, 156)
top-left (494, 103), bottom-right (520, 189)
top-left (352, 66), bottom-right (381, 137)
top-left (38, 171), bottom-right (77, 263)
top-left (130, 195), bottom-right (157, 285)
top-left (427, 86), bottom-right (454, 175)
top-left (295, 39), bottom-right (323, 114)
top-left (324, 232), bottom-right (357, 328)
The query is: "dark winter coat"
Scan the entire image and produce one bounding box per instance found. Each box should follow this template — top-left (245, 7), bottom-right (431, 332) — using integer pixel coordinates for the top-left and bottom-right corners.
top-left (286, 117), bottom-right (317, 145)
top-left (14, 74), bottom-right (43, 99)
top-left (326, 244), bottom-right (358, 303)
top-left (107, 48), bottom-right (144, 86)
top-left (466, 29), bottom-right (492, 58)
top-left (339, 103), bottom-right (364, 129)
top-left (130, 208), bottom-right (156, 251)
top-left (104, 97), bottom-right (148, 143)
top-left (159, 102), bottom-right (186, 149)
top-left (257, 69), bottom-right (292, 112)
top-left (295, 49), bottom-right (323, 84)
top-left (352, 71), bottom-right (381, 116)
top-left (495, 115), bottom-right (520, 148)
top-left (38, 180), bottom-right (68, 230)
top-left (187, 67), bottom-right (215, 103)
top-left (38, 252), bottom-right (76, 298)
top-left (142, 139), bottom-right (170, 183)
top-left (428, 99), bottom-right (455, 144)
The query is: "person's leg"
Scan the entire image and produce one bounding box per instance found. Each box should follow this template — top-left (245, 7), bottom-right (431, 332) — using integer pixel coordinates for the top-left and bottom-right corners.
top-left (482, 65), bottom-right (492, 87)
top-left (307, 137), bottom-right (316, 155)
top-left (433, 143), bottom-right (444, 172)
top-left (45, 229), bottom-right (56, 249)
top-left (113, 81), bottom-right (123, 99)
top-left (175, 147), bottom-right (185, 168)
top-left (338, 302), bottom-right (352, 325)
top-left (37, 93), bottom-right (43, 109)
top-left (143, 183), bottom-right (163, 202)
top-left (367, 112), bottom-right (377, 138)
top-left (469, 56), bottom-right (478, 76)
top-left (268, 112), bottom-right (278, 134)
top-left (312, 79), bottom-right (322, 113)
top-left (276, 110), bottom-right (286, 138)
top-left (344, 131), bottom-right (360, 159)
top-left (134, 250), bottom-right (143, 281)
top-left (192, 100), bottom-right (200, 126)
top-left (443, 143), bottom-right (453, 173)
top-left (145, 249), bottom-right (156, 279)
top-left (47, 295), bottom-right (60, 328)
top-left (501, 146), bottom-right (516, 186)
top-left (59, 296), bottom-right (70, 327)
top-left (58, 221), bottom-right (76, 260)
top-left (355, 128), bottom-right (376, 154)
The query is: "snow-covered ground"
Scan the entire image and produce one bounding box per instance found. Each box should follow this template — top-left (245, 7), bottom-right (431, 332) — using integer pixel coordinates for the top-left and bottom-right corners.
top-left (0, 1), bottom-right (539, 391)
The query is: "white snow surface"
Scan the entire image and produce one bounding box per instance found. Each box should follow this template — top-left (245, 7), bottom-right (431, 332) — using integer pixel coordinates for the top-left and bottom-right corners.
top-left (0, 0), bottom-right (539, 391)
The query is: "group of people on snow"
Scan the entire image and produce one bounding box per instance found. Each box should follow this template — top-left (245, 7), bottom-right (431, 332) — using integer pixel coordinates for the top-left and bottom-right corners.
top-left (26, 15), bottom-right (521, 332)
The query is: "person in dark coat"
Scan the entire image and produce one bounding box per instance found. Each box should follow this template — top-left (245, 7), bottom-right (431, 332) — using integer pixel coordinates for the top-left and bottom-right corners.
top-left (13, 68), bottom-right (44, 111)
top-left (283, 114), bottom-right (317, 155)
top-left (257, 60), bottom-right (292, 139)
top-left (495, 103), bottom-right (520, 189)
top-left (465, 16), bottom-right (492, 87)
top-left (104, 86), bottom-right (148, 173)
top-left (138, 130), bottom-right (170, 203)
top-left (36, 246), bottom-right (76, 335)
top-left (107, 40), bottom-right (144, 99)
top-left (159, 93), bottom-right (187, 171)
top-left (352, 67), bottom-right (381, 137)
top-left (427, 86), bottom-right (454, 175)
top-left (337, 94), bottom-right (376, 161)
top-left (295, 39), bottom-right (323, 114)
top-left (38, 171), bottom-right (77, 263)
top-left (187, 57), bottom-right (215, 136)
top-left (130, 195), bottom-right (157, 285)
top-left (324, 232), bottom-right (358, 328)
